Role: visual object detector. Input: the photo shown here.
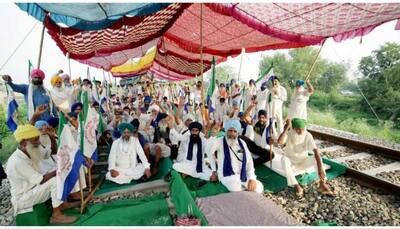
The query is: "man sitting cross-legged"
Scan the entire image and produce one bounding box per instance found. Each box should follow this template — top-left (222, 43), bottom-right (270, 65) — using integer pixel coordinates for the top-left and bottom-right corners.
top-left (106, 123), bottom-right (151, 184)
top-left (210, 119), bottom-right (264, 194)
top-left (278, 118), bottom-right (335, 198)
top-left (6, 125), bottom-right (78, 224)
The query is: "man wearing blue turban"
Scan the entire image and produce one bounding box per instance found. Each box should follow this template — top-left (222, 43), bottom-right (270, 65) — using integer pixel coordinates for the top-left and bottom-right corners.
top-left (168, 119), bottom-right (216, 181)
top-left (209, 119), bottom-right (264, 194)
top-left (287, 79), bottom-right (314, 120)
top-left (277, 118), bottom-right (335, 198)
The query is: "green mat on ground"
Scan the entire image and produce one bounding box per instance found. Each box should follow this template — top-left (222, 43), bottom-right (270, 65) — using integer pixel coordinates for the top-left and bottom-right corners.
top-left (94, 157), bottom-right (173, 196)
top-left (169, 170), bottom-right (209, 226)
top-left (17, 194), bottom-right (173, 226)
top-left (181, 176), bottom-right (229, 198)
top-left (256, 157), bottom-right (347, 193)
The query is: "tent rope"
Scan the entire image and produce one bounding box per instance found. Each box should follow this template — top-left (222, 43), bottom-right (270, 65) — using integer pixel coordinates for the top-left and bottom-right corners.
top-left (0, 21), bottom-right (38, 73)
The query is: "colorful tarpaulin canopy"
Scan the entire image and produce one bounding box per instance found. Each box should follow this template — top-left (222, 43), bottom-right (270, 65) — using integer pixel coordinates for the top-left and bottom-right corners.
top-left (16, 3), bottom-right (400, 80)
top-left (16, 3), bottom-right (171, 30)
top-left (110, 47), bottom-right (156, 76)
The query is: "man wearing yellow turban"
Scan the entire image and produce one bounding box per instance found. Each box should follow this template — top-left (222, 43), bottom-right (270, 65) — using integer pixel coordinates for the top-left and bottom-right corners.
top-left (49, 74), bottom-right (77, 114)
top-left (6, 125), bottom-right (78, 224)
top-left (277, 118), bottom-right (335, 198)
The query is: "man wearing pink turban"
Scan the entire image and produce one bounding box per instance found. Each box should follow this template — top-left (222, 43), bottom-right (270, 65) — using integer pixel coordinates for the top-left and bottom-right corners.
top-left (2, 69), bottom-right (57, 121)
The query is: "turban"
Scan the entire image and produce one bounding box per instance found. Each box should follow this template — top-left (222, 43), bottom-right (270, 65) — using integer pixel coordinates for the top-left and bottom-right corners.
top-left (238, 112), bottom-right (244, 117)
top-left (149, 105), bottom-right (160, 112)
top-left (71, 102), bottom-right (83, 112)
top-left (68, 111), bottom-right (78, 118)
top-left (131, 119), bottom-right (140, 131)
top-left (183, 113), bottom-right (195, 122)
top-left (46, 117), bottom-right (59, 128)
top-left (118, 123), bottom-right (134, 133)
top-left (258, 109), bottom-right (267, 117)
top-left (61, 74), bottom-right (70, 81)
top-left (188, 122), bottom-right (203, 131)
top-left (144, 96), bottom-right (152, 103)
top-left (249, 79), bottom-right (255, 85)
top-left (224, 119), bottom-right (241, 133)
top-left (270, 75), bottom-right (279, 81)
top-left (50, 75), bottom-right (62, 86)
top-left (292, 118), bottom-right (306, 129)
top-left (92, 101), bottom-right (99, 107)
top-left (31, 69), bottom-right (45, 80)
top-left (14, 124), bottom-right (40, 143)
top-left (296, 80), bottom-right (305, 87)
top-left (34, 120), bottom-right (49, 129)
top-left (157, 113), bottom-right (168, 121)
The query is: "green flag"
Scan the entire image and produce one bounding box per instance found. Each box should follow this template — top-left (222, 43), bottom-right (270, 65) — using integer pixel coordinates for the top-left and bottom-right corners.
top-left (57, 111), bottom-right (67, 147)
top-left (256, 62), bottom-right (274, 84)
top-left (206, 57), bottom-right (216, 98)
top-left (28, 60), bottom-right (34, 82)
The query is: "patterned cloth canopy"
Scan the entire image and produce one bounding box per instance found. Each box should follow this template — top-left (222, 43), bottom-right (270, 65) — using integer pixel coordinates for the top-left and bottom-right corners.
top-left (17, 3), bottom-right (400, 80)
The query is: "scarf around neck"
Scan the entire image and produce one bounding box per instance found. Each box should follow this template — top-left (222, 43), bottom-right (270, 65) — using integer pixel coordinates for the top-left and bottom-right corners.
top-left (186, 135), bottom-right (203, 173)
top-left (222, 137), bottom-right (247, 182)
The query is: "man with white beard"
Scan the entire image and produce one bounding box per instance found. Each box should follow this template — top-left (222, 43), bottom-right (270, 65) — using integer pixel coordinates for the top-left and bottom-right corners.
top-left (211, 119), bottom-right (264, 193)
top-left (267, 76), bottom-right (287, 135)
top-left (168, 120), bottom-right (217, 181)
top-left (287, 79), bottom-right (314, 121)
top-left (34, 120), bottom-right (57, 175)
top-left (6, 125), bottom-right (78, 224)
top-left (49, 75), bottom-right (77, 114)
top-left (278, 118), bottom-right (334, 198)
top-left (106, 123), bottom-right (151, 184)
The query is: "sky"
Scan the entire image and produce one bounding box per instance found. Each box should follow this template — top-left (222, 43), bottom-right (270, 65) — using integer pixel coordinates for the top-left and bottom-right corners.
top-left (0, 3), bottom-right (399, 88)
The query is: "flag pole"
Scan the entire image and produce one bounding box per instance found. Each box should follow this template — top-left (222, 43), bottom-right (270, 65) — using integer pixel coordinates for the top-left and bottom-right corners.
top-left (237, 49), bottom-right (244, 82)
top-left (78, 167), bottom-right (85, 214)
top-left (37, 23), bottom-right (46, 69)
top-left (199, 3), bottom-right (206, 124)
top-left (304, 39), bottom-right (326, 81)
top-left (67, 53), bottom-right (72, 77)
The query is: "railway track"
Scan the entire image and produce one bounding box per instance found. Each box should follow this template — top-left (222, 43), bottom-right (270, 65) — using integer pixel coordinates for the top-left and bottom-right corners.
top-left (308, 127), bottom-right (400, 196)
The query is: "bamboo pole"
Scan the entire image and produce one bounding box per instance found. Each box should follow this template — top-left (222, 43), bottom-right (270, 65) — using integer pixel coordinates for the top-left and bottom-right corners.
top-left (237, 49), bottom-right (244, 82)
top-left (88, 167), bottom-right (92, 193)
top-left (80, 175), bottom-right (105, 214)
top-left (37, 23), bottom-right (46, 69)
top-left (304, 39), bottom-right (326, 81)
top-left (78, 167), bottom-right (85, 214)
top-left (199, 3), bottom-right (206, 123)
top-left (67, 53), bottom-right (72, 77)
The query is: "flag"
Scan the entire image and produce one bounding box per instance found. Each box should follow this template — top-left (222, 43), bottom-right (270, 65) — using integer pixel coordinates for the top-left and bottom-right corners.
top-left (206, 57), bottom-right (216, 113)
top-left (56, 124), bottom-right (85, 201)
top-left (28, 60), bottom-right (33, 82)
top-left (256, 62), bottom-right (274, 85)
top-left (5, 85), bottom-right (18, 132)
top-left (57, 111), bottom-right (68, 146)
top-left (83, 107), bottom-right (99, 161)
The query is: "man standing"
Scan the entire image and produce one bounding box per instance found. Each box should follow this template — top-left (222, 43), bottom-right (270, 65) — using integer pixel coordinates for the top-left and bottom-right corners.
top-left (278, 118), bottom-right (334, 198)
top-left (106, 123), bottom-right (151, 184)
top-left (211, 119), bottom-right (264, 193)
top-left (267, 76), bottom-right (287, 135)
top-left (6, 125), bottom-right (77, 224)
top-left (168, 121), bottom-right (216, 181)
top-left (287, 79), bottom-right (314, 120)
top-left (3, 69), bottom-right (56, 121)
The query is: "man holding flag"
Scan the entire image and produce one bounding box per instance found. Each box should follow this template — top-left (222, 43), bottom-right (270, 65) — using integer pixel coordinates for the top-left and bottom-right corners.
top-left (6, 125), bottom-right (78, 224)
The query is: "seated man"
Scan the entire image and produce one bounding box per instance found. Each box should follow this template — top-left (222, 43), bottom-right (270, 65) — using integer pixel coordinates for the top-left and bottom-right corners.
top-left (212, 119), bottom-right (264, 194)
top-left (168, 120), bottom-right (217, 181)
top-left (278, 118), bottom-right (334, 198)
top-left (34, 120), bottom-right (57, 175)
top-left (106, 123), bottom-right (151, 184)
top-left (6, 125), bottom-right (77, 224)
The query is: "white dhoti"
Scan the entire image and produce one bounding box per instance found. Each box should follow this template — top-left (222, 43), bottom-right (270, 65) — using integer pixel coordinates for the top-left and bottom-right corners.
top-left (173, 161), bottom-right (213, 181)
top-left (106, 163), bottom-right (146, 184)
top-left (12, 177), bottom-right (62, 215)
top-left (281, 156), bottom-right (326, 187)
top-left (220, 175), bottom-right (264, 194)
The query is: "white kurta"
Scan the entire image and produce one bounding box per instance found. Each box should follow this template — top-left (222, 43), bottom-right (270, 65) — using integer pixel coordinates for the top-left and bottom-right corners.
top-left (6, 149), bottom-right (63, 215)
top-left (244, 86), bottom-right (257, 109)
top-left (211, 137), bottom-right (263, 194)
top-left (287, 89), bottom-right (310, 120)
top-left (106, 137), bottom-right (151, 184)
top-left (241, 124), bottom-right (254, 141)
top-left (50, 87), bottom-right (74, 113)
top-left (170, 129), bottom-right (214, 180)
top-left (256, 89), bottom-right (269, 112)
top-left (214, 103), bottom-right (230, 123)
top-left (267, 85), bottom-right (287, 135)
top-left (39, 134), bottom-right (57, 175)
top-left (281, 130), bottom-right (325, 186)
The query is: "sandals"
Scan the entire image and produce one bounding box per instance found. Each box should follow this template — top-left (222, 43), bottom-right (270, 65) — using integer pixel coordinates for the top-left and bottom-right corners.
top-left (317, 187), bottom-right (336, 197)
top-left (295, 188), bottom-right (304, 199)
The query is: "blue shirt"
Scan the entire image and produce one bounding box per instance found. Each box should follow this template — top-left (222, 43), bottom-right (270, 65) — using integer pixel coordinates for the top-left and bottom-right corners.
top-left (7, 82), bottom-right (57, 120)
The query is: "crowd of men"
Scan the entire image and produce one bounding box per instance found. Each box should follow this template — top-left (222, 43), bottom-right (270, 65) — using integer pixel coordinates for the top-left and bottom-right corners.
top-left (1, 68), bottom-right (335, 224)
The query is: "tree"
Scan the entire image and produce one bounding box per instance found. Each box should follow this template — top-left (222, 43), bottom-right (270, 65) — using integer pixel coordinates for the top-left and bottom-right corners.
top-left (358, 42), bottom-right (400, 125)
top-left (318, 62), bottom-right (347, 93)
top-left (206, 64), bottom-right (236, 84)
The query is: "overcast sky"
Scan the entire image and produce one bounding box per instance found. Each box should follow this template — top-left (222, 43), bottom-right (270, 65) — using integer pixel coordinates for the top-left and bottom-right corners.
top-left (0, 2), bottom-right (399, 88)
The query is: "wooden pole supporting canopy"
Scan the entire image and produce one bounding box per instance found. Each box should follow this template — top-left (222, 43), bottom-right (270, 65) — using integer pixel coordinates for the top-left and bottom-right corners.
top-left (304, 39), bottom-right (326, 81)
top-left (37, 23), bottom-right (46, 69)
top-left (199, 3), bottom-right (206, 124)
